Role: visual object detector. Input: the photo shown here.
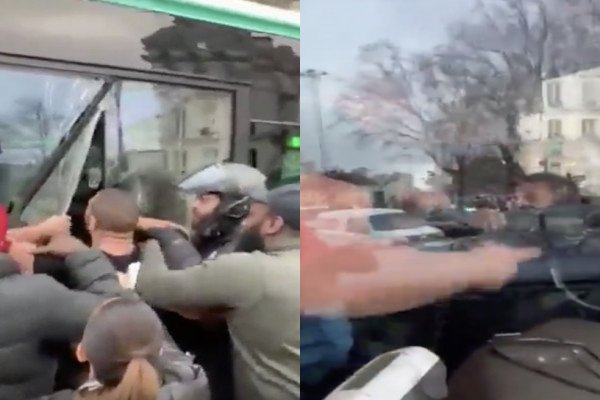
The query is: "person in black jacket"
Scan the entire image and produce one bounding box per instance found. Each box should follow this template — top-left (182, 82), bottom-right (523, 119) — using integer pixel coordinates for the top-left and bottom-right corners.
top-left (40, 297), bottom-right (210, 400)
top-left (0, 235), bottom-right (126, 400)
top-left (28, 190), bottom-right (207, 395)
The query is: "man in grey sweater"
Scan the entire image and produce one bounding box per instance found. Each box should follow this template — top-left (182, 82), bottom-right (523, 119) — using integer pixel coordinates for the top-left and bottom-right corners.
top-left (136, 184), bottom-right (301, 400)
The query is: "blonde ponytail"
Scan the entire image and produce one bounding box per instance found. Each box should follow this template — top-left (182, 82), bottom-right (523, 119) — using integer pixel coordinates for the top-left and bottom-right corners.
top-left (78, 358), bottom-right (160, 400)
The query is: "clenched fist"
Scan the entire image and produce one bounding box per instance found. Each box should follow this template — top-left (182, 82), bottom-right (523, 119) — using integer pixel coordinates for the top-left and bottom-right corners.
top-left (32, 235), bottom-right (88, 257)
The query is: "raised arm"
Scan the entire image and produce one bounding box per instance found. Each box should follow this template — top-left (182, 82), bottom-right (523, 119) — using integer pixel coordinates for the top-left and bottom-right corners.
top-left (137, 217), bottom-right (202, 270)
top-left (8, 215), bottom-right (71, 244)
top-left (143, 228), bottom-right (203, 270)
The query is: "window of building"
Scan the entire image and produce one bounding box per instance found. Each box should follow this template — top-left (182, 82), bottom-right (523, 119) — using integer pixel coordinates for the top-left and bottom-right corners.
top-left (582, 119), bottom-right (598, 138)
top-left (547, 82), bottom-right (562, 107)
top-left (548, 119), bottom-right (563, 138)
top-left (582, 80), bottom-right (600, 108)
top-left (0, 65), bottom-right (103, 210)
top-left (249, 148), bottom-right (258, 167)
top-left (117, 81), bottom-right (233, 180)
top-left (549, 161), bottom-right (562, 170)
top-left (181, 150), bottom-right (188, 175)
top-left (549, 146), bottom-right (562, 157)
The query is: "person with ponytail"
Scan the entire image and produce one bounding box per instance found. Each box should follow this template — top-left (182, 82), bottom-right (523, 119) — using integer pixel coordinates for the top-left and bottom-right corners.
top-left (42, 297), bottom-right (209, 400)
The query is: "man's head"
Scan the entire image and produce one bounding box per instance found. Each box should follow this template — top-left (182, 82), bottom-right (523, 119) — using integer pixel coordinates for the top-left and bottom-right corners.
top-left (514, 173), bottom-right (580, 209)
top-left (85, 189), bottom-right (140, 240)
top-left (189, 191), bottom-right (252, 249)
top-left (235, 184), bottom-right (300, 252)
top-left (191, 192), bottom-right (222, 226)
top-left (181, 163), bottom-right (267, 244)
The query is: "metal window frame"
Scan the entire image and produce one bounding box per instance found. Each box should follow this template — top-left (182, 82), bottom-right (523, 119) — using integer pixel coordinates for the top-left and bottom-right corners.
top-left (7, 81), bottom-right (114, 224)
top-left (0, 55), bottom-right (251, 222)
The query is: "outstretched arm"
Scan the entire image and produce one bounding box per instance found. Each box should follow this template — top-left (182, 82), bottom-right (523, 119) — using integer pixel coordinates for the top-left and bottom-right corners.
top-left (8, 215), bottom-right (71, 244)
top-left (301, 224), bottom-right (540, 317)
top-left (137, 217), bottom-right (202, 270)
top-left (136, 241), bottom-right (264, 311)
top-left (144, 228), bottom-right (203, 270)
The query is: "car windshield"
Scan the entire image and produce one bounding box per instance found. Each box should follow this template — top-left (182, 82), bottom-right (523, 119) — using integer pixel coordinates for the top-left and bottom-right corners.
top-left (369, 212), bottom-right (423, 232)
top-left (0, 66), bottom-right (102, 207)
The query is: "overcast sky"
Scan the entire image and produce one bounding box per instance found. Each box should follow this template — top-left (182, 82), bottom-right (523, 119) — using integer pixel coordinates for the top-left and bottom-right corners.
top-left (301, 0), bottom-right (478, 184)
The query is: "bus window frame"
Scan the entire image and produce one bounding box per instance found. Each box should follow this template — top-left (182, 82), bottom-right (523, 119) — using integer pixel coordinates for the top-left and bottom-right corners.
top-left (98, 0), bottom-right (300, 39)
top-left (0, 55), bottom-right (252, 225)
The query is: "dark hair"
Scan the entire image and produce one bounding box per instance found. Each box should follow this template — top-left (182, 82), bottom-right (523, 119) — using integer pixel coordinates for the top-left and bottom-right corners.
top-left (522, 173), bottom-right (581, 204)
top-left (77, 297), bottom-right (163, 400)
top-left (89, 189), bottom-right (140, 234)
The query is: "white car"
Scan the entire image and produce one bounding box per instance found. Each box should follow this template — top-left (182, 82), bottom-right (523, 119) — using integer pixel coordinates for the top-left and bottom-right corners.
top-left (307, 208), bottom-right (445, 246)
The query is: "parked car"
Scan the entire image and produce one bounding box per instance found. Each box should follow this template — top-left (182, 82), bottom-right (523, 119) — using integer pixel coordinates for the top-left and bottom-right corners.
top-left (307, 208), bottom-right (445, 246)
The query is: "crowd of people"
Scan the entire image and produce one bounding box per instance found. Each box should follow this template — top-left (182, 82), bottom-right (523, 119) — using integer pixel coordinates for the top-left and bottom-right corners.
top-left (299, 171), bottom-right (599, 398)
top-left (3, 159), bottom-right (596, 400)
top-left (0, 163), bottom-right (300, 400)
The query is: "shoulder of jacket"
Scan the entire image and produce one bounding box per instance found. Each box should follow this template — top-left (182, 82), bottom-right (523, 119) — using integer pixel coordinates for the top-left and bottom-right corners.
top-left (38, 389), bottom-right (74, 400)
top-left (7, 273), bottom-right (59, 289)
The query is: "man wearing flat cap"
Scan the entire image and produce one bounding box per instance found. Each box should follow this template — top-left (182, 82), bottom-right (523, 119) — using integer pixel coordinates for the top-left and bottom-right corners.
top-left (135, 183), bottom-right (301, 400)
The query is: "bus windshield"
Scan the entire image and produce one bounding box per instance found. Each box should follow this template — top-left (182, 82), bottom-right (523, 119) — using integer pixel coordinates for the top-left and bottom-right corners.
top-left (0, 66), bottom-right (102, 206)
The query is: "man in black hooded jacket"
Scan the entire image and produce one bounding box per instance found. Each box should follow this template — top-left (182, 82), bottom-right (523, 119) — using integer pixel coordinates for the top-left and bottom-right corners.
top-left (0, 236), bottom-right (125, 400)
top-left (26, 191), bottom-right (208, 396)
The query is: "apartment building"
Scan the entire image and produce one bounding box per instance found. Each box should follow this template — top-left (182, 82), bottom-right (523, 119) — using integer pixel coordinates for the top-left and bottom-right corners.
top-left (518, 67), bottom-right (600, 195)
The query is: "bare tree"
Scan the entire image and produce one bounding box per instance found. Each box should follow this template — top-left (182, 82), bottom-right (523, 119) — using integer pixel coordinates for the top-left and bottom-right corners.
top-left (17, 99), bottom-right (63, 158)
top-left (435, 0), bottom-right (600, 148)
top-left (336, 0), bottom-right (600, 199)
top-left (335, 40), bottom-right (505, 201)
top-left (0, 99), bottom-right (63, 160)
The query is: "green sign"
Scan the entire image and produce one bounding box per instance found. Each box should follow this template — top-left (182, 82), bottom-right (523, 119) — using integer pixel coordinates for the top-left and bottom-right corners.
top-left (286, 134), bottom-right (300, 149)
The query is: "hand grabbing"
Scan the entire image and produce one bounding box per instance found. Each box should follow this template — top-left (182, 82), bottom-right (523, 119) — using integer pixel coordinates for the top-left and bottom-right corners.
top-left (466, 243), bottom-right (541, 290)
top-left (32, 235), bottom-right (88, 257)
top-left (8, 241), bottom-right (36, 275)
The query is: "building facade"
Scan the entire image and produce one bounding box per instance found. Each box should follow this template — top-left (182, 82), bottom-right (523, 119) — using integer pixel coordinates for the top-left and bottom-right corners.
top-left (518, 67), bottom-right (600, 195)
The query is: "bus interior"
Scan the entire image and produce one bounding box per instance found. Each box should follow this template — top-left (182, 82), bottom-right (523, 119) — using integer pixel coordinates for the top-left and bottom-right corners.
top-left (0, 0), bottom-right (299, 234)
